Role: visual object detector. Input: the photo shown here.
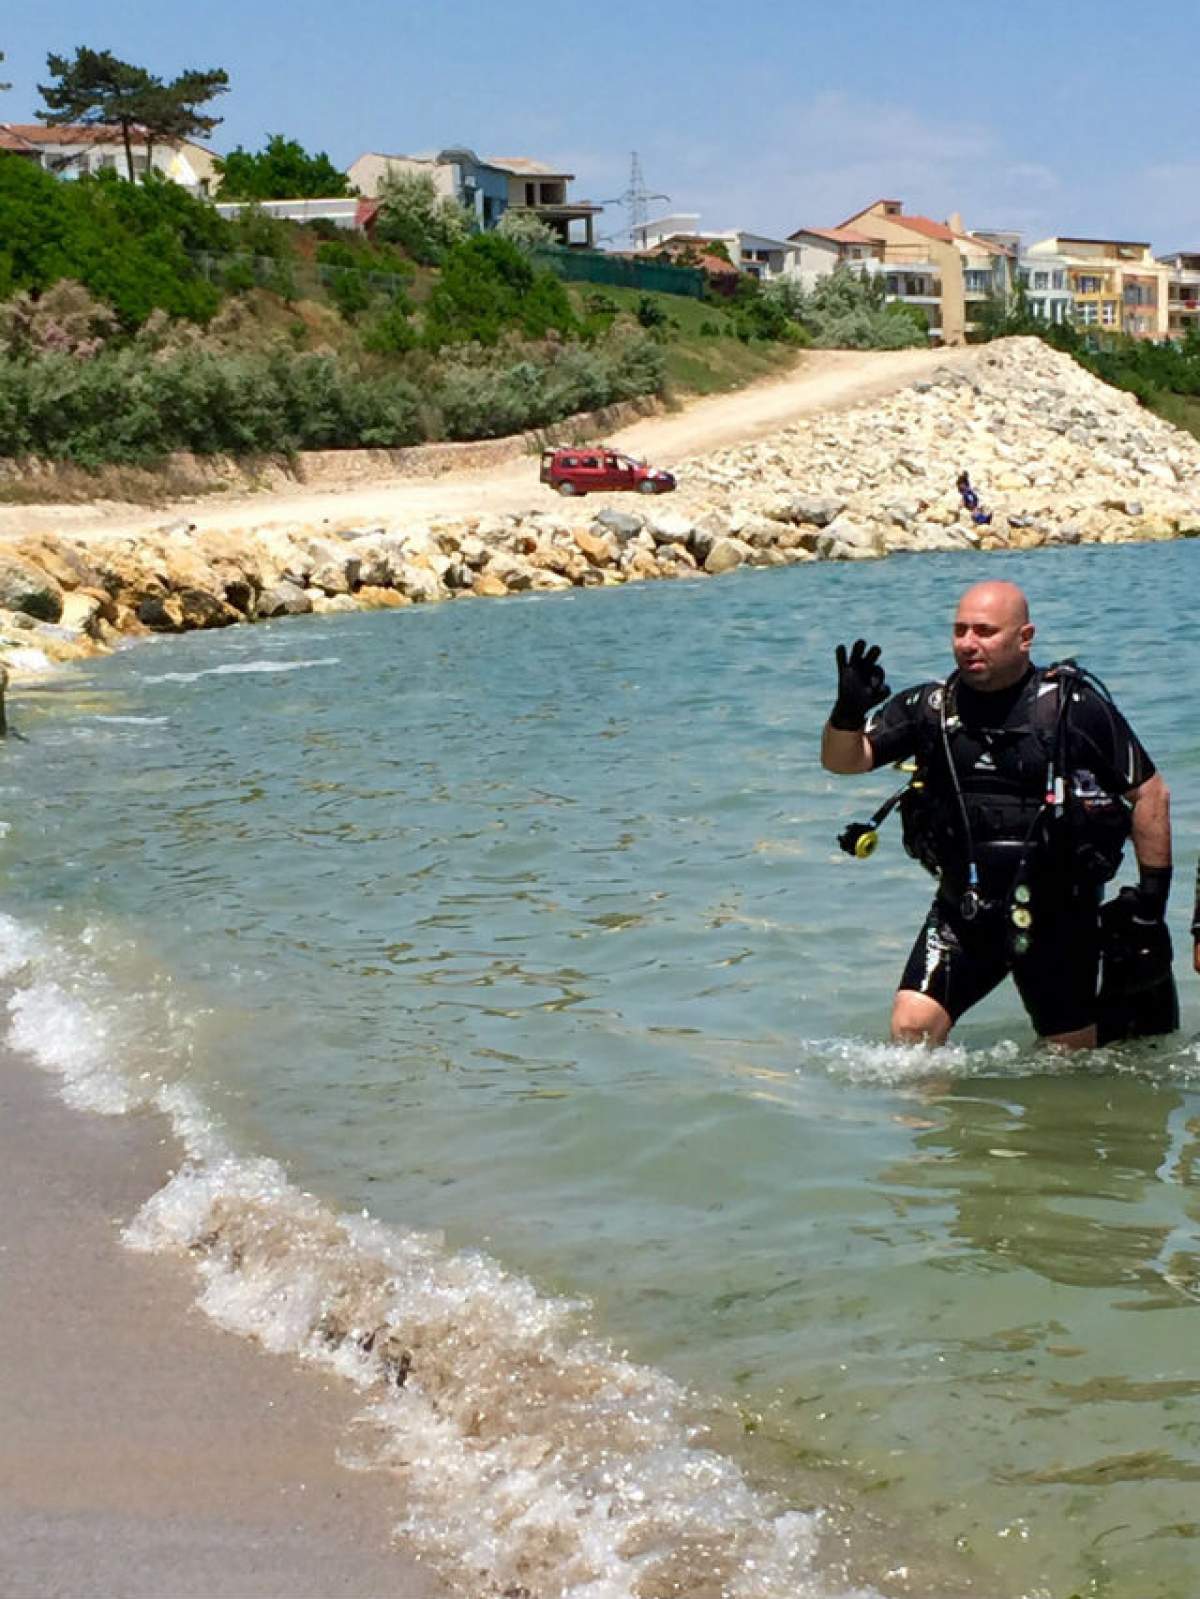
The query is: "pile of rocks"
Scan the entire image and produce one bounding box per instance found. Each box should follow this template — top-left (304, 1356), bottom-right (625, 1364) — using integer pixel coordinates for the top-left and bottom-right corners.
top-left (1, 338), bottom-right (1197, 679)
top-left (676, 336), bottom-right (1200, 558)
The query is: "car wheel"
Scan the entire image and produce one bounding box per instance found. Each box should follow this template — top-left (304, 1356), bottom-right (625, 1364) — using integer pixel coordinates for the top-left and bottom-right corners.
top-left (557, 482), bottom-right (579, 496)
top-left (638, 479), bottom-right (658, 494)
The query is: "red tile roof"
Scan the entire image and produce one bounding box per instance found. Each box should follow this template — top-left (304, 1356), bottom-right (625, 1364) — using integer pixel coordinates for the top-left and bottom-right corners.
top-left (0, 126), bottom-right (39, 152)
top-left (793, 225), bottom-right (879, 245)
top-left (1, 122), bottom-right (154, 146)
top-left (890, 214), bottom-right (957, 243)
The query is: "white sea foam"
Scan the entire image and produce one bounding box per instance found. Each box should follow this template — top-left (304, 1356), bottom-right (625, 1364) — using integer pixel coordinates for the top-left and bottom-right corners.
top-left (90, 714), bottom-right (172, 725)
top-left (0, 905), bottom-right (880, 1598)
top-left (145, 657), bottom-right (340, 684)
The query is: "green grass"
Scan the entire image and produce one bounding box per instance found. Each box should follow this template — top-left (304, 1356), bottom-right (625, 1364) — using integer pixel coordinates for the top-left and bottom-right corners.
top-left (566, 283), bottom-right (800, 396)
top-left (1147, 389), bottom-right (1200, 442)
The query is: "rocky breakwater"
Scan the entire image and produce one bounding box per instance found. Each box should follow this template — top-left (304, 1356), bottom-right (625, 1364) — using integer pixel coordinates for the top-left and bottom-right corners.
top-left (0, 337), bottom-right (1197, 687)
top-left (675, 335), bottom-right (1200, 558)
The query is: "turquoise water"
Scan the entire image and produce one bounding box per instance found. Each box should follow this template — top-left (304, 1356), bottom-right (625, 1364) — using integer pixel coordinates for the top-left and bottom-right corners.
top-left (4, 541), bottom-right (1200, 1598)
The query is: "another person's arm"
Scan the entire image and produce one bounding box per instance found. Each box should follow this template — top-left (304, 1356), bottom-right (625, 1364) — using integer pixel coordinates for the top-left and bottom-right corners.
top-left (1126, 771), bottom-right (1172, 920)
top-left (1075, 689), bottom-right (1171, 920)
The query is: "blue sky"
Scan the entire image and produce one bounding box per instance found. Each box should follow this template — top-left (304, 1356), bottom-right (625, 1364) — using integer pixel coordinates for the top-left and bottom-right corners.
top-left (3, 0), bottom-right (1196, 252)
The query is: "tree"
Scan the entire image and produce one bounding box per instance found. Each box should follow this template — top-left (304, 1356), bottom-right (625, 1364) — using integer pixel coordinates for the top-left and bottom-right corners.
top-left (215, 134), bottom-right (350, 199)
top-left (37, 48), bottom-right (228, 183)
top-left (493, 207), bottom-right (557, 253)
top-left (373, 170), bottom-right (473, 264)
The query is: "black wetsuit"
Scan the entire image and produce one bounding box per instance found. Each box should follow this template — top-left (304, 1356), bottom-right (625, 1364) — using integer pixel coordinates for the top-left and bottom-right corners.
top-left (865, 665), bottom-right (1154, 1036)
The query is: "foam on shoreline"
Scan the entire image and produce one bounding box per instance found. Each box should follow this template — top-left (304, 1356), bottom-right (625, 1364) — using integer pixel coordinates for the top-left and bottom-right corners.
top-left (0, 907), bottom-right (880, 1599)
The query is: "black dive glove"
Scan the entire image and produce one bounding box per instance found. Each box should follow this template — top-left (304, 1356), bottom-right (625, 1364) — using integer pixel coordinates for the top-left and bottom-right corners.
top-left (1133, 865), bottom-right (1172, 925)
top-left (829, 639), bottom-right (890, 732)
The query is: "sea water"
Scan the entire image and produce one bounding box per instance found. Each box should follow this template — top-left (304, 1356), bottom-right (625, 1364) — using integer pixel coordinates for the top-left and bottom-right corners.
top-left (2, 540), bottom-right (1199, 1598)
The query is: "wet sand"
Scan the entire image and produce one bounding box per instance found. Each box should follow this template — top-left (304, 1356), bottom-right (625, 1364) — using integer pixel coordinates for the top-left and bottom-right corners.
top-left (0, 1049), bottom-right (445, 1599)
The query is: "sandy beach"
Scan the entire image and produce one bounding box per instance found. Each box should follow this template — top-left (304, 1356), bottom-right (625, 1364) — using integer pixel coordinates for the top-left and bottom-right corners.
top-left (0, 1046), bottom-right (445, 1599)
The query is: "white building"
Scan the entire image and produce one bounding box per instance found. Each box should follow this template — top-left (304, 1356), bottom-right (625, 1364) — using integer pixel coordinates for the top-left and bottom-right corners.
top-left (634, 215), bottom-right (801, 281)
top-left (0, 122), bottom-right (218, 192)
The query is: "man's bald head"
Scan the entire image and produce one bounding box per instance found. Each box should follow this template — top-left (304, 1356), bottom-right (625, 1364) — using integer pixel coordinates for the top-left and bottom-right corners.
top-left (952, 580), bottom-right (1035, 691)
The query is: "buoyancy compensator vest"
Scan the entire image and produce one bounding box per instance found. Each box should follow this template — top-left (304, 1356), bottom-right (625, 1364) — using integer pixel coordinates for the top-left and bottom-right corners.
top-left (898, 663), bottom-right (1132, 900)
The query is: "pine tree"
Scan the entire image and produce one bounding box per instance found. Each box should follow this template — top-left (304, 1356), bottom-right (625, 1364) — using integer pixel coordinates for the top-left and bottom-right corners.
top-left (37, 47), bottom-right (228, 181)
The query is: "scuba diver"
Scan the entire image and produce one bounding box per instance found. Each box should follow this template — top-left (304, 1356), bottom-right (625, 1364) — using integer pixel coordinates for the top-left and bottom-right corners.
top-left (1193, 859), bottom-right (1200, 975)
top-left (956, 471), bottom-right (993, 526)
top-left (820, 580), bottom-right (1174, 1049)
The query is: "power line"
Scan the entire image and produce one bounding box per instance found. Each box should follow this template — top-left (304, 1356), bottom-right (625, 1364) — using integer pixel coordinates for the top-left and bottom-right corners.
top-left (600, 152), bottom-right (669, 248)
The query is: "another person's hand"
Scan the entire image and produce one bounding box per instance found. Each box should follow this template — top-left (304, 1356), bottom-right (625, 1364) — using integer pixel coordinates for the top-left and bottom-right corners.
top-left (1132, 866), bottom-right (1172, 926)
top-left (830, 639), bottom-right (890, 731)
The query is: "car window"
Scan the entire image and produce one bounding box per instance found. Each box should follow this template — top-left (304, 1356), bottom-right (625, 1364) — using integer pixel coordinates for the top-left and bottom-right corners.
top-left (560, 455), bottom-right (578, 467)
top-left (581, 456), bottom-right (600, 469)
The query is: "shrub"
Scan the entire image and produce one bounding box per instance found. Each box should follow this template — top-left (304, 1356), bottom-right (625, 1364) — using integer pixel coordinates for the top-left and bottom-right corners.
top-left (373, 170), bottom-right (473, 265)
top-left (0, 347), bottom-right (425, 464)
top-left (424, 234), bottom-right (576, 348)
top-left (799, 266), bottom-right (924, 349)
top-left (361, 302), bottom-right (417, 354)
top-left (493, 209), bottom-right (559, 253)
top-left (635, 294), bottom-right (667, 330)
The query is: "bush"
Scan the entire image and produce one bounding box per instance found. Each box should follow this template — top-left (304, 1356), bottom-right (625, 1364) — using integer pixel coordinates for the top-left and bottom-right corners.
top-left (0, 347), bottom-right (425, 464)
top-left (424, 234), bottom-right (576, 348)
top-left (361, 302), bottom-right (417, 354)
top-left (373, 170), bottom-right (473, 265)
top-left (799, 266), bottom-right (925, 349)
top-left (635, 294), bottom-right (668, 330)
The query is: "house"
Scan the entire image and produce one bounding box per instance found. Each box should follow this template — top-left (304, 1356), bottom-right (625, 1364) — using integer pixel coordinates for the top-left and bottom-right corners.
top-left (787, 227), bottom-right (881, 288)
top-left (1027, 236), bottom-right (1169, 339)
top-left (1006, 243), bottom-right (1073, 327)
top-left (633, 215), bottom-right (801, 283)
top-left (345, 147), bottom-right (601, 246)
top-left (0, 123), bottom-right (219, 193)
top-left (789, 199), bottom-right (1015, 344)
top-left (1158, 251), bottom-right (1200, 339)
top-left (486, 157), bottom-right (601, 247)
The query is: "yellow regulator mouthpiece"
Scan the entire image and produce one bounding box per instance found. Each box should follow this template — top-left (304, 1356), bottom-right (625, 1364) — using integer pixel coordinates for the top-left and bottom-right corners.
top-left (854, 829), bottom-right (879, 860)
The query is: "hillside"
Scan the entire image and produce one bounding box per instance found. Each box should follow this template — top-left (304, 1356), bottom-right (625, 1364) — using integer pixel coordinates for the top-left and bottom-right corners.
top-left (1, 338), bottom-right (1198, 688)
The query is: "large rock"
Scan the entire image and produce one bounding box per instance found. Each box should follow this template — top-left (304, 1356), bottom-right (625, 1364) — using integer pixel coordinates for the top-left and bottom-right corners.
top-left (592, 509), bottom-right (643, 540)
top-left (178, 588), bottom-right (240, 629)
top-left (769, 494), bottom-right (846, 527)
top-left (257, 580), bottom-right (313, 618)
top-left (704, 536), bottom-right (751, 575)
top-left (0, 556), bottom-right (64, 622)
top-left (572, 528), bottom-right (617, 566)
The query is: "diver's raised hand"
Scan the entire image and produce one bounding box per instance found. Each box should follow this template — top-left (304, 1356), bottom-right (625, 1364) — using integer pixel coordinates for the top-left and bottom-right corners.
top-left (829, 639), bottom-right (890, 731)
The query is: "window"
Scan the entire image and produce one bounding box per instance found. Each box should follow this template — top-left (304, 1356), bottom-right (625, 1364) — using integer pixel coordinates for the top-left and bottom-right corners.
top-left (886, 276), bottom-right (899, 295)
top-left (1033, 272), bottom-right (1049, 289)
top-left (1052, 272), bottom-right (1065, 289)
top-left (1077, 303), bottom-right (1098, 325)
top-left (1101, 301), bottom-right (1116, 326)
top-left (1018, 270), bottom-right (1030, 286)
top-left (1076, 275), bottom-right (1102, 294)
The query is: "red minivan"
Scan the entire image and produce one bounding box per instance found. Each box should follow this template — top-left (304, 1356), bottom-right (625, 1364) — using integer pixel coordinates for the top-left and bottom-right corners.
top-left (540, 446), bottom-right (677, 497)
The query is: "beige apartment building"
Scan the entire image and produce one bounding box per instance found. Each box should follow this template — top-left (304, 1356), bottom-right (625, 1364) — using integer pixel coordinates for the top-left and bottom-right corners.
top-left (1158, 251), bottom-right (1200, 339)
top-left (789, 199), bottom-right (1014, 345)
top-left (1026, 236), bottom-right (1171, 339)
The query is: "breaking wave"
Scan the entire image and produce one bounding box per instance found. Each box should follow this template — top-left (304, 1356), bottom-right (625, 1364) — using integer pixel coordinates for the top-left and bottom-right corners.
top-left (0, 908), bottom-right (878, 1599)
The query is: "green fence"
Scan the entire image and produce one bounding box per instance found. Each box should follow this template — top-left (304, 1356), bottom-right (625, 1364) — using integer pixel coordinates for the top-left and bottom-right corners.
top-left (188, 251), bottom-right (411, 299)
top-left (532, 249), bottom-right (706, 300)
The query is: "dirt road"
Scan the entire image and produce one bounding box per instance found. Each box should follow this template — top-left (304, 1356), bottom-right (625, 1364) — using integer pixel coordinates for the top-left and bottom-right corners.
top-left (0, 345), bottom-right (980, 543)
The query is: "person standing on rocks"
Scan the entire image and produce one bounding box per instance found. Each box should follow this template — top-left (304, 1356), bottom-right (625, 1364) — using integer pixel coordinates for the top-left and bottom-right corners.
top-left (1192, 863), bottom-right (1200, 975)
top-left (820, 580), bottom-right (1173, 1049)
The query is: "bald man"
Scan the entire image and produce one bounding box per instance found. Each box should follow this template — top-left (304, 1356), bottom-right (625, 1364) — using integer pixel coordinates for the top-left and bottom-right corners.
top-left (821, 580), bottom-right (1171, 1049)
